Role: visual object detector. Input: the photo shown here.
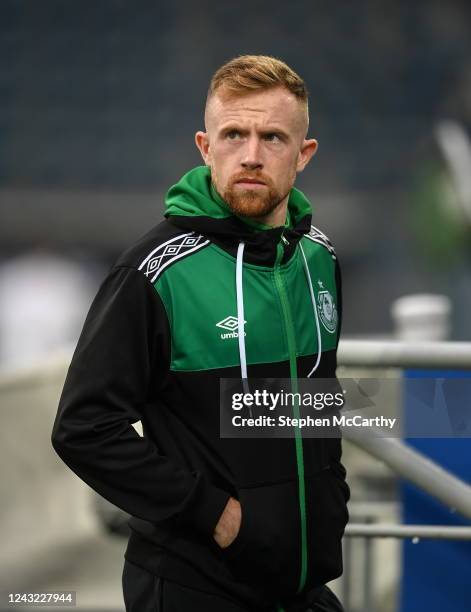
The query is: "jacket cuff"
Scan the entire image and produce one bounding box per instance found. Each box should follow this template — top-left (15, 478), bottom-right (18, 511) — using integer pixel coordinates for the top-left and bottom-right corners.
top-left (177, 475), bottom-right (231, 536)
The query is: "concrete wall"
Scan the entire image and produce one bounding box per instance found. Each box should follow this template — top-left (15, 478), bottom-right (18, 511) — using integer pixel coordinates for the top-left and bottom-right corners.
top-left (0, 353), bottom-right (98, 580)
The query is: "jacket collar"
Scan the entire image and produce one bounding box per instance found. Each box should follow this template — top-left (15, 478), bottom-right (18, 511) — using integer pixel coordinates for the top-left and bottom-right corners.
top-left (165, 166), bottom-right (312, 267)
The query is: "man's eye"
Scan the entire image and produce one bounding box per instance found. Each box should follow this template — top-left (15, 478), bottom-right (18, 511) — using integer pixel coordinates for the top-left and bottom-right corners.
top-left (226, 130), bottom-right (241, 140)
top-left (264, 133), bottom-right (281, 142)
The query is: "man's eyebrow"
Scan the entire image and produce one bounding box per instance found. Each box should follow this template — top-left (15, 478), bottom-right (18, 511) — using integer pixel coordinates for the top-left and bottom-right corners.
top-left (218, 123), bottom-right (291, 138)
top-left (218, 123), bottom-right (245, 132)
top-left (258, 127), bottom-right (290, 138)
top-left (218, 122), bottom-right (248, 133)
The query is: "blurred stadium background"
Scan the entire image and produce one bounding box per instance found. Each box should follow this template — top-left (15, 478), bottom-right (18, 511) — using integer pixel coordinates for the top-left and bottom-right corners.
top-left (0, 1), bottom-right (470, 611)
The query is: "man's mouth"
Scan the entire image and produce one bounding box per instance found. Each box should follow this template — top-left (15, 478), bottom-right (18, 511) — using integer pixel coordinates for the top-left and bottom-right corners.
top-left (234, 178), bottom-right (266, 188)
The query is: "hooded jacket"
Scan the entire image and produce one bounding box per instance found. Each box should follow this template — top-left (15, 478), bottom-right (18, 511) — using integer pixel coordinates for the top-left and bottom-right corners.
top-left (51, 166), bottom-right (349, 612)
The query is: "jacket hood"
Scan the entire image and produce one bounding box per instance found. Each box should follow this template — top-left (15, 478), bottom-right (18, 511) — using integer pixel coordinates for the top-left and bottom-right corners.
top-left (164, 166), bottom-right (313, 266)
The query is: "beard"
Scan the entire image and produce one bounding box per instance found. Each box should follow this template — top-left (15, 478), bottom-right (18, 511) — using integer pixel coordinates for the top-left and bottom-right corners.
top-left (213, 171), bottom-right (289, 219)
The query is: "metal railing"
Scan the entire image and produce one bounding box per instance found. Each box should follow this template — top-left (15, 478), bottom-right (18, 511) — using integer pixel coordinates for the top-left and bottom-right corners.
top-left (338, 339), bottom-right (471, 370)
top-left (337, 339), bottom-right (471, 611)
top-left (337, 339), bottom-right (471, 525)
top-left (343, 430), bottom-right (471, 521)
top-left (345, 523), bottom-right (471, 540)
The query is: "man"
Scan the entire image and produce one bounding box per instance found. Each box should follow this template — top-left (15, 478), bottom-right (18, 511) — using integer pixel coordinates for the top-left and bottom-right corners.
top-left (51, 55), bottom-right (349, 612)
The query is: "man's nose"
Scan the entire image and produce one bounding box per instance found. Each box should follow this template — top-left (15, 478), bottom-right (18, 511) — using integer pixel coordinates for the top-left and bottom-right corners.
top-left (241, 137), bottom-right (263, 170)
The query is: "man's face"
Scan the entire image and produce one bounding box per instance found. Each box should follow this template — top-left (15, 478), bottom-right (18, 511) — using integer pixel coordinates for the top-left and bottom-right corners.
top-left (195, 86), bottom-right (318, 219)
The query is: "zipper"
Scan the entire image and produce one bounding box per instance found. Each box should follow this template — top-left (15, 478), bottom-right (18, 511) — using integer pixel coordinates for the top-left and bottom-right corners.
top-left (273, 235), bottom-right (308, 596)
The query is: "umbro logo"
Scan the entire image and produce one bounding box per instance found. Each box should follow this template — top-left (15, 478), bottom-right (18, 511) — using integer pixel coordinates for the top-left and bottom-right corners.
top-left (216, 316), bottom-right (246, 339)
top-left (216, 316), bottom-right (241, 331)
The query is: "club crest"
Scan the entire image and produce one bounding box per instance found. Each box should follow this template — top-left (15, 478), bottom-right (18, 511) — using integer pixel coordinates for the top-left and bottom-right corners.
top-left (316, 281), bottom-right (338, 333)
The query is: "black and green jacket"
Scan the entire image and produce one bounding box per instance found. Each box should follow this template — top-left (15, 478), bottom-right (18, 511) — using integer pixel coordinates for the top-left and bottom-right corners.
top-left (51, 166), bottom-right (349, 611)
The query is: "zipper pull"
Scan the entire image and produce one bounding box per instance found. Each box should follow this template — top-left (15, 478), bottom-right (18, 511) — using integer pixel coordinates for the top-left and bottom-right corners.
top-left (281, 234), bottom-right (289, 246)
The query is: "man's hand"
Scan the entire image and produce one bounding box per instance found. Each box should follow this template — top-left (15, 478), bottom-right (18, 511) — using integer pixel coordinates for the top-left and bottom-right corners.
top-left (213, 496), bottom-right (241, 549)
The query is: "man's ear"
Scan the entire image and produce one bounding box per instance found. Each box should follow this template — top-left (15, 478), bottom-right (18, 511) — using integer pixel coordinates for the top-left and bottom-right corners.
top-left (296, 138), bottom-right (318, 173)
top-left (195, 131), bottom-right (211, 165)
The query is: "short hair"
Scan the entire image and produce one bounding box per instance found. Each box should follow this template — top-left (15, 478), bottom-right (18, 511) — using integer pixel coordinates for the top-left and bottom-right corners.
top-left (207, 54), bottom-right (309, 109)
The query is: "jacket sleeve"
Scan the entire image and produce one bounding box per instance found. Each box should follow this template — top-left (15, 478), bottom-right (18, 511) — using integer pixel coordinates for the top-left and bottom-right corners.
top-left (329, 255), bottom-right (349, 487)
top-left (51, 265), bottom-right (230, 537)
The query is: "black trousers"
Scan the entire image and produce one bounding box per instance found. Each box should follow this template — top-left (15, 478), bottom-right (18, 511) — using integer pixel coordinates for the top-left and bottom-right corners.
top-left (122, 559), bottom-right (344, 612)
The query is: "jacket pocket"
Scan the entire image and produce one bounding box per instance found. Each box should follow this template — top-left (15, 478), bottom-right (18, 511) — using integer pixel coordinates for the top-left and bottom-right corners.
top-left (303, 467), bottom-right (350, 591)
top-left (215, 479), bottom-right (302, 594)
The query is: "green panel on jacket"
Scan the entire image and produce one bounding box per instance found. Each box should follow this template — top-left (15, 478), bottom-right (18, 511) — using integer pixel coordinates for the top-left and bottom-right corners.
top-left (155, 237), bottom-right (338, 372)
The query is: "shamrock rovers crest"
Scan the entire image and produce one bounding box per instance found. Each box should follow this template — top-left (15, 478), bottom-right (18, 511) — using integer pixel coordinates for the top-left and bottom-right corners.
top-left (316, 281), bottom-right (338, 333)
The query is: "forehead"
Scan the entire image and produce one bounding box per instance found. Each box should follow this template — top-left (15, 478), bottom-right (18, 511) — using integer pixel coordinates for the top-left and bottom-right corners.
top-left (206, 86), bottom-right (307, 133)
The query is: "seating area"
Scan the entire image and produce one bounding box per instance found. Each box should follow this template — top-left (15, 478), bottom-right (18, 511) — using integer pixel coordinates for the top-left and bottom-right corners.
top-left (1, 0), bottom-right (469, 190)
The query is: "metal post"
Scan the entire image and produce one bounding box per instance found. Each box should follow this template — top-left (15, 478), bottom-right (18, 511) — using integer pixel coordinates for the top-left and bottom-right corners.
top-left (342, 535), bottom-right (352, 611)
top-left (363, 518), bottom-right (374, 612)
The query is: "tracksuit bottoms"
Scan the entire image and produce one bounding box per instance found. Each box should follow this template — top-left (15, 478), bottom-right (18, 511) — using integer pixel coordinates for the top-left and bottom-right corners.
top-left (122, 559), bottom-right (345, 612)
